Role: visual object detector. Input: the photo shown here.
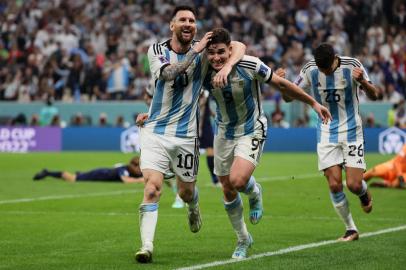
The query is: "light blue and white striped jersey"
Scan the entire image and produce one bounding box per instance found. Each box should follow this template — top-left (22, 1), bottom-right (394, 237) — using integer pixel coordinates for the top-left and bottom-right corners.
top-left (203, 55), bottom-right (271, 140)
top-left (295, 56), bottom-right (370, 143)
top-left (144, 40), bottom-right (209, 138)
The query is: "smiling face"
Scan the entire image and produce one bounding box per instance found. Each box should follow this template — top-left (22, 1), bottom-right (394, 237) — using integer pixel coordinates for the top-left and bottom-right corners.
top-left (170, 10), bottom-right (197, 45)
top-left (207, 43), bottom-right (231, 71)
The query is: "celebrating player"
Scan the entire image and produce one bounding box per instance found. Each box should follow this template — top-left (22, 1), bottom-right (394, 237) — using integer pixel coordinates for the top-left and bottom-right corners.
top-left (285, 43), bottom-right (379, 241)
top-left (134, 6), bottom-right (246, 263)
top-left (202, 28), bottom-right (331, 259)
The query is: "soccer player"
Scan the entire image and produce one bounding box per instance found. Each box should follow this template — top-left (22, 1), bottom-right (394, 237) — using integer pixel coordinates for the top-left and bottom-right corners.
top-left (285, 43), bottom-right (379, 241)
top-left (199, 90), bottom-right (220, 187)
top-left (33, 157), bottom-right (143, 183)
top-left (134, 6), bottom-right (246, 263)
top-left (203, 28), bottom-right (332, 259)
top-left (364, 143), bottom-right (406, 188)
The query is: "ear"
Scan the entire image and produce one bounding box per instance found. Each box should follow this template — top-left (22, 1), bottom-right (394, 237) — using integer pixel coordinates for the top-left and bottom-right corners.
top-left (170, 21), bottom-right (174, 31)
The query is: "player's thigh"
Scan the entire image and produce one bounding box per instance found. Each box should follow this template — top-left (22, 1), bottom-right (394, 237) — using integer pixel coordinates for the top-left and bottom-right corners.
top-left (139, 128), bottom-right (170, 174)
top-left (317, 142), bottom-right (344, 171)
top-left (170, 137), bottom-right (200, 183)
top-left (214, 136), bottom-right (236, 176)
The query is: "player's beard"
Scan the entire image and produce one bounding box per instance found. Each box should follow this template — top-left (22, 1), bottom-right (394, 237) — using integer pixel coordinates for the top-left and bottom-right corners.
top-left (176, 28), bottom-right (195, 46)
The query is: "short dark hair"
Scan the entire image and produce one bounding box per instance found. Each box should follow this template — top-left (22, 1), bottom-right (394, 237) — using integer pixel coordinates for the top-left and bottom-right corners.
top-left (171, 5), bottom-right (196, 19)
top-left (314, 43), bottom-right (335, 69)
top-left (207, 28), bottom-right (231, 47)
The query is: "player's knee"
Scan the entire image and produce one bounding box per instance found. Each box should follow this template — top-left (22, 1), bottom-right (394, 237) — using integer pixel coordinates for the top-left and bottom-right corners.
top-left (327, 178), bottom-right (342, 193)
top-left (179, 188), bottom-right (193, 203)
top-left (347, 181), bottom-right (362, 194)
top-left (144, 185), bottom-right (161, 201)
top-left (229, 174), bottom-right (246, 191)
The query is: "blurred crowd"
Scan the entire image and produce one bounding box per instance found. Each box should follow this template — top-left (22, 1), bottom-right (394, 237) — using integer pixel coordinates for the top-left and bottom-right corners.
top-left (0, 0), bottom-right (405, 127)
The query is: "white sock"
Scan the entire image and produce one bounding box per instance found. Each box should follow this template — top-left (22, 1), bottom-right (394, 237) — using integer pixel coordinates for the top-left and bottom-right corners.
top-left (224, 194), bottom-right (249, 241)
top-left (242, 176), bottom-right (259, 200)
top-left (139, 203), bottom-right (158, 252)
top-left (330, 192), bottom-right (357, 231)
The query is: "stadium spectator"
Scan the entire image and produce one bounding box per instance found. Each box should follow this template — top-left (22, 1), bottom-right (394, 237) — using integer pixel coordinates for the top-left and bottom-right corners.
top-left (39, 96), bottom-right (58, 126)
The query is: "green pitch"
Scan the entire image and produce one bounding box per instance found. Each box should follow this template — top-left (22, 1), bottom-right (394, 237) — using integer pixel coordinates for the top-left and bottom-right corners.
top-left (0, 152), bottom-right (405, 270)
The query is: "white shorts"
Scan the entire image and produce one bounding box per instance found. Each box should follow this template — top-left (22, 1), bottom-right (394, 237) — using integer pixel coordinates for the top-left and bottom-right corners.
top-left (214, 134), bottom-right (265, 176)
top-left (317, 141), bottom-right (366, 171)
top-left (139, 128), bottom-right (199, 182)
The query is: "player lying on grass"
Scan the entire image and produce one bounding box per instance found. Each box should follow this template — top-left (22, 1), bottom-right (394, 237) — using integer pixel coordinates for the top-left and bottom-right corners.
top-left (364, 143), bottom-right (406, 189)
top-left (33, 156), bottom-right (144, 183)
top-left (201, 27), bottom-right (332, 259)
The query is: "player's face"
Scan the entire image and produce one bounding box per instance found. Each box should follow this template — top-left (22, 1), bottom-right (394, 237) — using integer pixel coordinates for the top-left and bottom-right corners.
top-left (207, 43), bottom-right (231, 71)
top-left (171, 10), bottom-right (196, 45)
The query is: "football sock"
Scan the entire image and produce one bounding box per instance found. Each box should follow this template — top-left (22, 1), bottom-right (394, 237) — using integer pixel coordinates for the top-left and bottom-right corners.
top-left (47, 171), bottom-right (62, 178)
top-left (207, 156), bottom-right (218, 184)
top-left (357, 180), bottom-right (369, 204)
top-left (139, 203), bottom-right (158, 252)
top-left (330, 191), bottom-right (357, 231)
top-left (224, 194), bottom-right (249, 241)
top-left (188, 187), bottom-right (199, 208)
top-left (242, 176), bottom-right (260, 200)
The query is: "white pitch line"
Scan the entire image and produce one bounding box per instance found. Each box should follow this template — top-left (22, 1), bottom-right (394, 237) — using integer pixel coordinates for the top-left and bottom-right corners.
top-left (175, 225), bottom-right (406, 270)
top-left (0, 190), bottom-right (138, 205)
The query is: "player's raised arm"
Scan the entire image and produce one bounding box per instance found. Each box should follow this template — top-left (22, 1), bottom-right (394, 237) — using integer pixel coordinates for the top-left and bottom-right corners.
top-left (353, 67), bottom-right (379, 101)
top-left (160, 32), bottom-right (213, 81)
top-left (269, 73), bottom-right (332, 124)
top-left (212, 41), bottom-right (246, 88)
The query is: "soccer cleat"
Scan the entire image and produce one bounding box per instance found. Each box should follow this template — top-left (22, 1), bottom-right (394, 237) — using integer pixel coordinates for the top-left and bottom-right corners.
top-left (135, 248), bottom-right (152, 263)
top-left (359, 190), bottom-right (373, 213)
top-left (232, 233), bottom-right (253, 259)
top-left (33, 169), bottom-right (48, 180)
top-left (249, 183), bottom-right (263, 224)
top-left (187, 204), bottom-right (202, 233)
top-left (338, 230), bottom-right (359, 242)
top-left (172, 194), bottom-right (185, 209)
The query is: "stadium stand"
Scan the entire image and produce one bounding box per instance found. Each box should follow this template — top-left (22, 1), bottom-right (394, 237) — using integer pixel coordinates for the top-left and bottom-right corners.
top-left (0, 0), bottom-right (405, 127)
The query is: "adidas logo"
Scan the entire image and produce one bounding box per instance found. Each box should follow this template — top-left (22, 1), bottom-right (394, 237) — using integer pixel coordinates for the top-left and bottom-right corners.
top-left (183, 171), bottom-right (191, 177)
top-left (357, 159), bottom-right (363, 164)
top-left (249, 154), bottom-right (255, 159)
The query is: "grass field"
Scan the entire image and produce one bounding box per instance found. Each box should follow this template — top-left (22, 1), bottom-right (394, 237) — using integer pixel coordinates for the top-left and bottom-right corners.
top-left (0, 152), bottom-right (405, 270)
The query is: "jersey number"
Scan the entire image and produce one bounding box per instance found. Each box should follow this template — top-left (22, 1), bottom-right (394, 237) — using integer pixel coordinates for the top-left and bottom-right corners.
top-left (324, 90), bottom-right (340, 103)
top-left (176, 153), bottom-right (194, 169)
top-left (348, 144), bottom-right (364, 157)
top-left (172, 72), bottom-right (188, 89)
top-left (251, 138), bottom-right (263, 151)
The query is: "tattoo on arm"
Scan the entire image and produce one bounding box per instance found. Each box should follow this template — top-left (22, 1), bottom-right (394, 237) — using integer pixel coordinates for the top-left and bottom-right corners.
top-left (160, 49), bottom-right (198, 81)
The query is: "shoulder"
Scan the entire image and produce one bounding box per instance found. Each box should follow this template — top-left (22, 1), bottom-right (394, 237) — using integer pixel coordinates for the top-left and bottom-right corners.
top-left (237, 55), bottom-right (261, 71)
top-left (339, 56), bottom-right (362, 68)
top-left (301, 60), bottom-right (317, 74)
top-left (149, 40), bottom-right (170, 55)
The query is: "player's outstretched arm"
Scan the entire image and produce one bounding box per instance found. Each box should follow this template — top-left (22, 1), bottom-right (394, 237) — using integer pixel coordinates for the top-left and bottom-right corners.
top-left (270, 74), bottom-right (332, 124)
top-left (121, 176), bottom-right (144, 183)
top-left (353, 67), bottom-right (379, 101)
top-left (274, 68), bottom-right (294, 102)
top-left (212, 41), bottom-right (246, 88)
top-left (160, 32), bottom-right (213, 81)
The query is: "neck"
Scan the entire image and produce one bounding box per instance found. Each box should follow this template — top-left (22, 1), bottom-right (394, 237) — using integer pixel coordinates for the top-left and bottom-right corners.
top-left (170, 36), bottom-right (191, 54)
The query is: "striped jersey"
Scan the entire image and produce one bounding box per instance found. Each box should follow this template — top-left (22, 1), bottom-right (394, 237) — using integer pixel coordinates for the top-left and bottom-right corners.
top-left (144, 40), bottom-right (209, 138)
top-left (295, 56), bottom-right (370, 143)
top-left (203, 55), bottom-right (271, 140)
